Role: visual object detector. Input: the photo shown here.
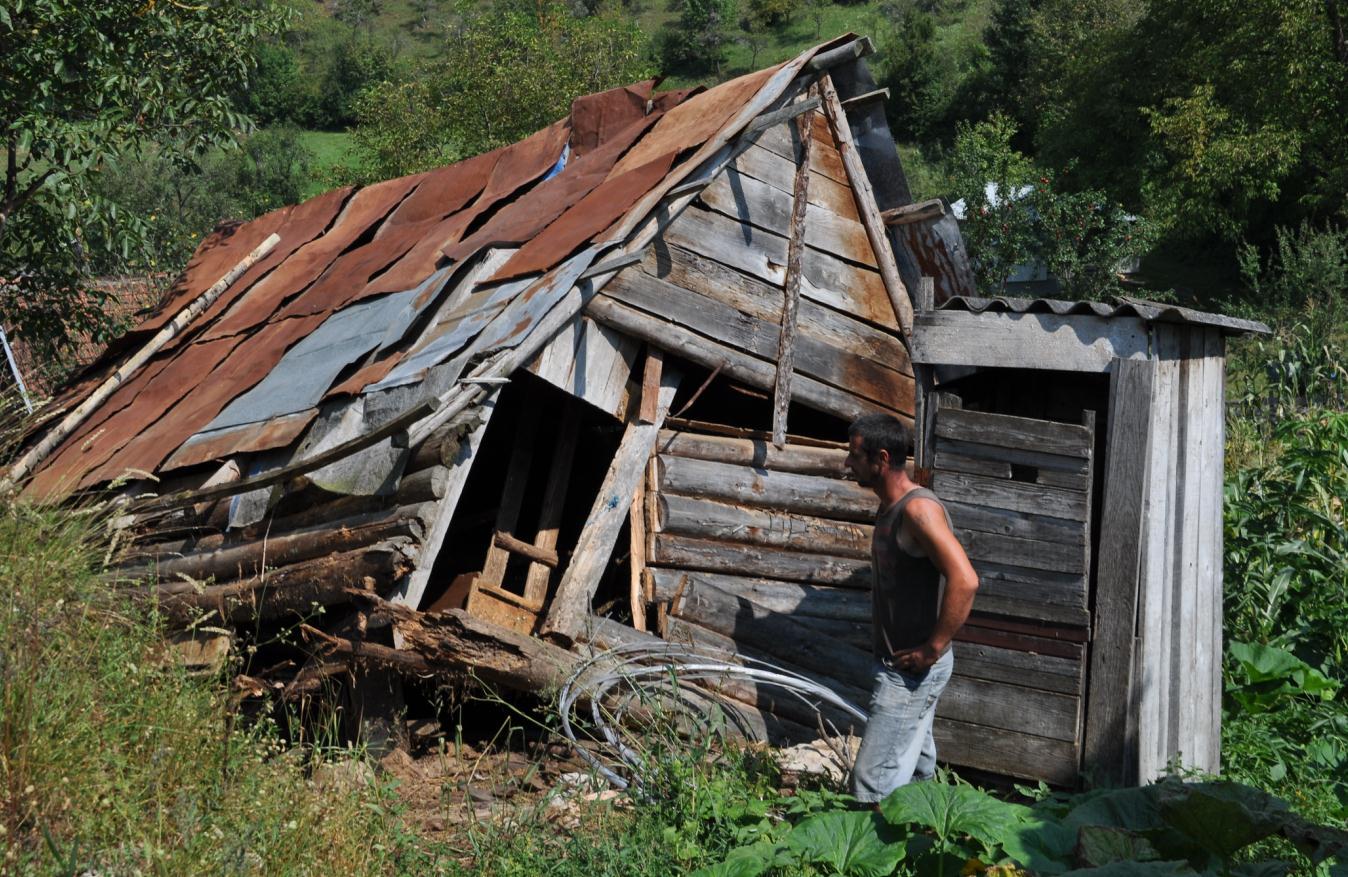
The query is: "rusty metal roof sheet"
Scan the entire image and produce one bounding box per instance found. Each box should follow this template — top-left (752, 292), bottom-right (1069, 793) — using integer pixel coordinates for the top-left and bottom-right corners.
top-left (25, 36), bottom-right (862, 497)
top-left (937, 295), bottom-right (1271, 335)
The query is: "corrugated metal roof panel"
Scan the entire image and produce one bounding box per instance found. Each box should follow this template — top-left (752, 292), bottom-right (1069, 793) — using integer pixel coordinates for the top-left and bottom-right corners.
top-left (938, 295), bottom-right (1270, 335)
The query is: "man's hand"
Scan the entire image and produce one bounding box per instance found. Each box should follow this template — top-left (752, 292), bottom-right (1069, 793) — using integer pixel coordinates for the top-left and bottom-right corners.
top-left (889, 641), bottom-right (943, 674)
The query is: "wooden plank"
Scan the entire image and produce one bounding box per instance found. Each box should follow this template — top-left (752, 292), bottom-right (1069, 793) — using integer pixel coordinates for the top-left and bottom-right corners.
top-left (539, 367), bottom-right (681, 642)
top-left (698, 169), bottom-right (879, 270)
top-left (1201, 329), bottom-right (1225, 770)
top-left (882, 199), bottom-right (945, 226)
top-left (526, 315), bottom-right (638, 419)
top-left (750, 118), bottom-right (848, 185)
top-left (912, 311), bottom-right (1149, 372)
top-left (952, 641), bottom-right (1083, 696)
top-left (1083, 356), bottom-right (1155, 784)
top-left (894, 212), bottom-right (978, 306)
top-left (956, 623), bottom-right (1084, 660)
top-left (586, 294), bottom-right (895, 423)
top-left (640, 243), bottom-right (911, 374)
top-left (481, 400), bottom-right (542, 587)
top-left (493, 531), bottom-right (558, 569)
top-left (630, 474), bottom-right (648, 631)
top-left (729, 141), bottom-right (860, 221)
top-left (657, 493), bottom-right (870, 558)
top-left (656, 429), bottom-right (847, 478)
top-left (772, 105), bottom-right (814, 448)
top-left (638, 348), bottom-right (664, 424)
top-left (1174, 330), bottom-right (1203, 770)
top-left (931, 471), bottom-right (1089, 522)
top-left (651, 533), bottom-right (869, 587)
top-left (648, 567), bottom-right (871, 621)
top-left (957, 529), bottom-right (1085, 575)
top-left (820, 73), bottom-right (914, 336)
top-left (936, 408), bottom-right (1094, 458)
top-left (938, 438), bottom-right (1090, 477)
top-left (391, 398), bottom-right (495, 610)
top-left (937, 675), bottom-right (1080, 742)
top-left (660, 204), bottom-right (897, 330)
top-left (972, 580), bottom-right (1090, 627)
top-left (522, 405), bottom-right (582, 605)
top-left (1137, 325), bottom-right (1181, 781)
top-left (933, 720), bottom-right (1079, 786)
top-left (656, 453), bottom-right (877, 521)
top-left (944, 500), bottom-right (1086, 546)
top-left (935, 450), bottom-right (1011, 479)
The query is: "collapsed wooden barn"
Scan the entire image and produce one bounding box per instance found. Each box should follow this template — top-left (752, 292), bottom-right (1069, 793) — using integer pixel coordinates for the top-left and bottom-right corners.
top-left (11, 34), bottom-right (1261, 788)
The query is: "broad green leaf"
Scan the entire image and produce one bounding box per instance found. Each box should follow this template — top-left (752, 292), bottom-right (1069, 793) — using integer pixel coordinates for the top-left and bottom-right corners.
top-left (1230, 862), bottom-right (1293, 877)
top-left (689, 841), bottom-right (783, 877)
top-left (1056, 862), bottom-right (1194, 877)
top-left (881, 782), bottom-right (1029, 849)
top-left (1157, 781), bottom-right (1290, 860)
top-left (787, 811), bottom-right (908, 877)
top-left (992, 815), bottom-right (1077, 874)
top-left (1075, 826), bottom-right (1163, 868)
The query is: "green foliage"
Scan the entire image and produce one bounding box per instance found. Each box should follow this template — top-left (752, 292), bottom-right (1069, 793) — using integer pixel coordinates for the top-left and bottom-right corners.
top-left (658, 0), bottom-right (740, 76)
top-left (349, 1), bottom-right (653, 176)
top-left (697, 776), bottom-right (1348, 877)
top-left (872, 4), bottom-right (942, 141)
top-left (947, 115), bottom-right (1151, 297)
top-left (0, 482), bottom-right (431, 874)
top-left (0, 0), bottom-right (289, 365)
top-left (91, 128), bottom-right (314, 276)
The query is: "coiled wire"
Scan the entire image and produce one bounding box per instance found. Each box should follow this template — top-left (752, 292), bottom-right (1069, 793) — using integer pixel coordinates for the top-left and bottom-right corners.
top-left (557, 640), bottom-right (868, 790)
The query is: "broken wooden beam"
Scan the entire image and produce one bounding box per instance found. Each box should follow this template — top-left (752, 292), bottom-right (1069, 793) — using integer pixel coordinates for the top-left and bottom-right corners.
top-left (881, 198), bottom-right (946, 227)
top-left (493, 530), bottom-right (560, 568)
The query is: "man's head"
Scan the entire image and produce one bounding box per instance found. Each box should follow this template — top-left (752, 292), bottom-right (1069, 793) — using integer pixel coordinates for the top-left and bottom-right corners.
top-left (846, 414), bottom-right (912, 488)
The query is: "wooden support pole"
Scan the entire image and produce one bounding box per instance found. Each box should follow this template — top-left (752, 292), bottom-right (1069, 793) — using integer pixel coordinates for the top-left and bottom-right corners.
top-left (817, 74), bottom-right (914, 338)
top-left (628, 474), bottom-right (648, 631)
top-left (481, 397), bottom-right (542, 586)
top-left (493, 530), bottom-right (559, 568)
top-left (540, 366), bottom-right (681, 643)
top-left (772, 98), bottom-right (815, 448)
top-left (3, 233), bottom-right (281, 492)
top-left (881, 199), bottom-right (946, 227)
top-left (638, 348), bottom-right (664, 425)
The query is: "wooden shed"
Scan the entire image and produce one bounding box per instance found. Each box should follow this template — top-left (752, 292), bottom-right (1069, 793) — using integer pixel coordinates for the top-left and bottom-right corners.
top-left (9, 34), bottom-right (1262, 789)
top-left (909, 293), bottom-right (1269, 783)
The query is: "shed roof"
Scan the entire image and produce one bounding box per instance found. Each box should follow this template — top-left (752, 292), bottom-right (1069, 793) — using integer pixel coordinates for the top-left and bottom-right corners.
top-left (936, 294), bottom-right (1270, 336)
top-left (26, 37), bottom-right (861, 498)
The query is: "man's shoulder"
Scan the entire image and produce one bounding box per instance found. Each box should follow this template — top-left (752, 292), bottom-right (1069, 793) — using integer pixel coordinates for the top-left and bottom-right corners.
top-left (899, 491), bottom-right (949, 529)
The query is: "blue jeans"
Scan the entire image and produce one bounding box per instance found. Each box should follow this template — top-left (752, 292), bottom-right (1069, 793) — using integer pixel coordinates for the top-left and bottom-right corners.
top-left (851, 649), bottom-right (954, 803)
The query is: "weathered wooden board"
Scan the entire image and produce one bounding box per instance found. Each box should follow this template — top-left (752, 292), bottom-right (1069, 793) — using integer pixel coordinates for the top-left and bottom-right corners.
top-left (936, 408), bottom-right (1093, 458)
top-left (750, 116), bottom-right (849, 185)
top-left (956, 528), bottom-right (1086, 575)
top-left (641, 244), bottom-right (911, 374)
top-left (729, 141), bottom-right (859, 221)
top-left (1082, 357), bottom-right (1154, 783)
top-left (648, 567), bottom-right (872, 621)
top-left (956, 622), bottom-right (1085, 660)
top-left (698, 168), bottom-right (878, 269)
top-left (938, 675), bottom-right (1080, 742)
top-left (935, 449), bottom-right (1012, 479)
top-left (657, 493), bottom-right (872, 559)
top-left (894, 213), bottom-right (978, 306)
top-left (603, 268), bottom-right (913, 410)
top-left (944, 500), bottom-right (1086, 546)
top-left (525, 315), bottom-right (638, 419)
top-left (657, 453), bottom-right (878, 521)
top-left (912, 311), bottom-right (1149, 372)
top-left (652, 534), bottom-right (869, 587)
top-left (1200, 328), bottom-right (1225, 771)
top-left (586, 295), bottom-right (893, 422)
top-left (656, 429), bottom-right (848, 478)
top-left (970, 577), bottom-right (1089, 627)
top-left (952, 641), bottom-right (1083, 696)
top-left (931, 471), bottom-right (1089, 522)
top-left (938, 438), bottom-right (1090, 479)
top-left (660, 204), bottom-right (896, 330)
top-left (934, 720), bottom-right (1079, 785)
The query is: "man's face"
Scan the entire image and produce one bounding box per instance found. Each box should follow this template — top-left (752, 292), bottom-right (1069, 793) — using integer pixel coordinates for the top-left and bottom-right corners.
top-left (846, 435), bottom-right (885, 487)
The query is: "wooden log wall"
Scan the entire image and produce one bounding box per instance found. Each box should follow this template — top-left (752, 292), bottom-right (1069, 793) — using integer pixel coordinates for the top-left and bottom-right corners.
top-left (645, 425), bottom-right (1089, 784)
top-left (587, 113), bottom-right (915, 427)
top-left (113, 410), bottom-right (483, 627)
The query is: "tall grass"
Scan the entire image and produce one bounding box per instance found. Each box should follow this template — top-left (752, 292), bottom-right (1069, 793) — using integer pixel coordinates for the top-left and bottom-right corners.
top-left (0, 492), bottom-right (429, 874)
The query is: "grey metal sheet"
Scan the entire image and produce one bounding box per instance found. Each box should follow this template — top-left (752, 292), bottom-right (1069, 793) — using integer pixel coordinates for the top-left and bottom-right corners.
top-left (205, 288), bottom-right (421, 432)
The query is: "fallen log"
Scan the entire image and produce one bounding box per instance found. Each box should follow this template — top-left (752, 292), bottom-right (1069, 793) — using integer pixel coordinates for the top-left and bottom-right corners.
top-left (151, 542), bottom-right (414, 626)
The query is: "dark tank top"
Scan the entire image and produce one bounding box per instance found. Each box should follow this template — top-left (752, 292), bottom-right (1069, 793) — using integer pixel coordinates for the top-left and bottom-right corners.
top-left (871, 487), bottom-right (952, 658)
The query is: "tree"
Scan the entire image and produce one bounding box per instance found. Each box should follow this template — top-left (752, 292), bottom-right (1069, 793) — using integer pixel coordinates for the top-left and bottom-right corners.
top-left (872, 2), bottom-right (942, 141)
top-left (658, 0), bottom-right (738, 76)
top-left (353, 1), bottom-right (653, 168)
top-left (0, 0), bottom-right (289, 363)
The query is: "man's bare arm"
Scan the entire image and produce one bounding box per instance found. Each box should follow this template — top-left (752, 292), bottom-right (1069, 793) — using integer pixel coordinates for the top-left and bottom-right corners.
top-left (890, 497), bottom-right (979, 672)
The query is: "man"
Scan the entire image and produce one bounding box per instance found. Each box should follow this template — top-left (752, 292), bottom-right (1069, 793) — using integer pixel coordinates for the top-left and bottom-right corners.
top-left (845, 413), bottom-right (979, 802)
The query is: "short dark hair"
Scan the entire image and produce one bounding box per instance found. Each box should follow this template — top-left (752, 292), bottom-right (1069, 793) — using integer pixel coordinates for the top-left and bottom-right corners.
top-left (848, 414), bottom-right (912, 464)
